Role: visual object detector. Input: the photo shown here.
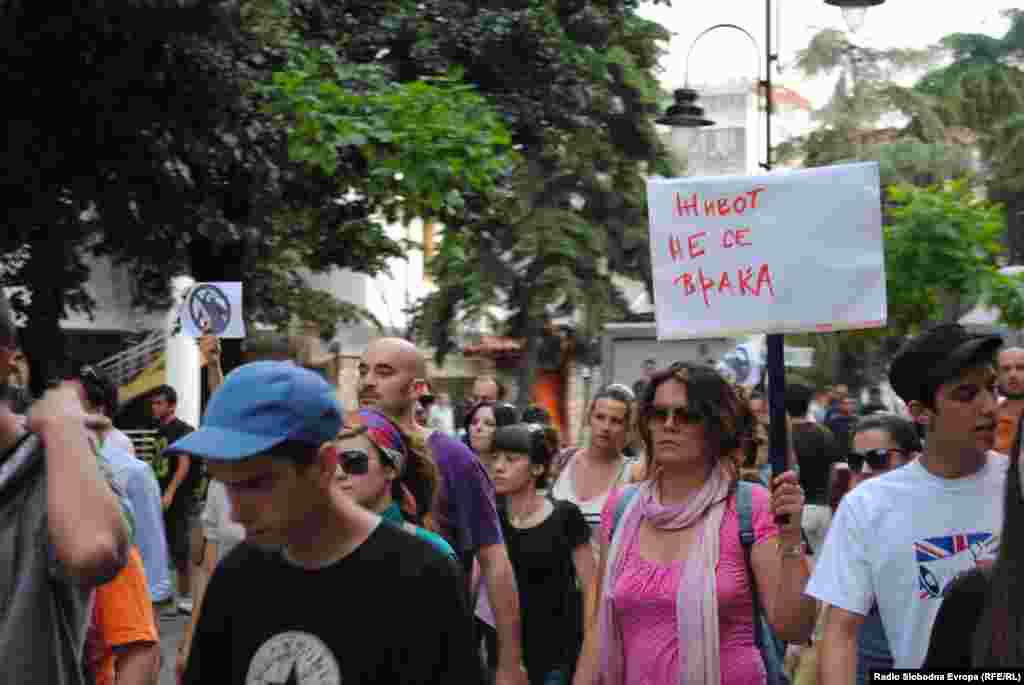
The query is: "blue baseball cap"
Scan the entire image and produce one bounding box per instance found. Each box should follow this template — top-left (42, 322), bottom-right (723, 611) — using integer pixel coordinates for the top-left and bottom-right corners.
top-left (169, 361), bottom-right (343, 461)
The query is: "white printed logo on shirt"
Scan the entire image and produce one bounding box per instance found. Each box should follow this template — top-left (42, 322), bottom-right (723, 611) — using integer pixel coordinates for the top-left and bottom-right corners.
top-left (914, 532), bottom-right (999, 600)
top-left (246, 631), bottom-right (341, 685)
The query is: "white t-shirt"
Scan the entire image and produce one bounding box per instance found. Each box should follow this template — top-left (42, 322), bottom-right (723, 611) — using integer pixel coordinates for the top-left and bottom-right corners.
top-left (806, 453), bottom-right (1007, 669)
top-left (200, 480), bottom-right (246, 564)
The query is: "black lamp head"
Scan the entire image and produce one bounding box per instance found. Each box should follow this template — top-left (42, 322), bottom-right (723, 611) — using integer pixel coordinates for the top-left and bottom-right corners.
top-left (656, 88), bottom-right (715, 129)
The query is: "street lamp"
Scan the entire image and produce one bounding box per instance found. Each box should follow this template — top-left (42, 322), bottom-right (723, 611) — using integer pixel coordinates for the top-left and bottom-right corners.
top-left (656, 88), bottom-right (714, 159)
top-left (825, 0), bottom-right (886, 33)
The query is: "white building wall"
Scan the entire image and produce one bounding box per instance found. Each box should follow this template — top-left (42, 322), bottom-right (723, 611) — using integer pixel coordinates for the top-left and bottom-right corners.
top-left (60, 257), bottom-right (165, 333)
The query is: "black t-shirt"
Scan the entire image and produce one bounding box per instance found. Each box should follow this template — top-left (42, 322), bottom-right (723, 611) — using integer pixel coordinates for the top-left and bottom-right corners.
top-left (154, 418), bottom-right (200, 507)
top-left (923, 568), bottom-right (990, 669)
top-left (183, 521), bottom-right (483, 685)
top-left (825, 414), bottom-right (858, 452)
top-left (792, 422), bottom-right (842, 505)
top-left (501, 499), bottom-right (590, 683)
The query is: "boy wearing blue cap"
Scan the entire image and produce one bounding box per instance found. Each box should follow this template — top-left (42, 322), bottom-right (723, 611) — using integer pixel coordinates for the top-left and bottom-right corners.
top-left (176, 361), bottom-right (482, 684)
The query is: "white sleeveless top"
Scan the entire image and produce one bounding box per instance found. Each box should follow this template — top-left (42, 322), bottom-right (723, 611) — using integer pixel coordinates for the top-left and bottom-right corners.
top-left (551, 451), bottom-right (632, 541)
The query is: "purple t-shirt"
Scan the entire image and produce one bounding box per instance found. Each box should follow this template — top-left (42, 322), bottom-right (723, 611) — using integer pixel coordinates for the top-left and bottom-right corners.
top-left (425, 431), bottom-right (504, 572)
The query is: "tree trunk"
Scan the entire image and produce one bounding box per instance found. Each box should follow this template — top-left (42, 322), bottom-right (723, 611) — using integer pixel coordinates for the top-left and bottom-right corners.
top-left (21, 232), bottom-right (71, 397)
top-left (992, 188), bottom-right (1024, 265)
top-left (938, 288), bottom-right (969, 324)
top-left (514, 318), bottom-right (544, 410)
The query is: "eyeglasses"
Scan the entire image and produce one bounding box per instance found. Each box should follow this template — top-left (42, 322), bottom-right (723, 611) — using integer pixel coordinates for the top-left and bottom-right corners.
top-left (339, 450), bottom-right (371, 475)
top-left (848, 447), bottom-right (906, 473)
top-left (649, 405), bottom-right (705, 426)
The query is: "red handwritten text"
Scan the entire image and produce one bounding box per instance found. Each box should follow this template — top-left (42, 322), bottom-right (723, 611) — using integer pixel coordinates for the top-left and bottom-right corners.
top-left (721, 228), bottom-right (752, 248)
top-left (673, 187), bottom-right (767, 219)
top-left (673, 264), bottom-right (776, 309)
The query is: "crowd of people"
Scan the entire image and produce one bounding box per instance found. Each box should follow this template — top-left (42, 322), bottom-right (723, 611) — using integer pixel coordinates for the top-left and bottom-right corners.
top-left (3, 279), bottom-right (1024, 684)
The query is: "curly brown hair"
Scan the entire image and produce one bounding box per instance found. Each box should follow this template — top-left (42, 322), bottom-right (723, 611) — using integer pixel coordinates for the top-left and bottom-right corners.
top-left (636, 361), bottom-right (755, 479)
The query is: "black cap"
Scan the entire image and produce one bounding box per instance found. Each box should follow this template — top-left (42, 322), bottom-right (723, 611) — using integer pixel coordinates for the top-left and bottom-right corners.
top-left (889, 324), bottom-right (1002, 405)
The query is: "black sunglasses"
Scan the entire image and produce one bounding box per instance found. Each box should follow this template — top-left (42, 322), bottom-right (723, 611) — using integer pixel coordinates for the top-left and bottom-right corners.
top-left (848, 447), bottom-right (906, 473)
top-left (339, 450), bottom-right (371, 475)
top-left (649, 405), bottom-right (705, 426)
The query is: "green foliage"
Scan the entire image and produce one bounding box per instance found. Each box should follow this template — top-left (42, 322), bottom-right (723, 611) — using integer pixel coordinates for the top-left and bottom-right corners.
top-left (405, 0), bottom-right (674, 402)
top-left (903, 10), bottom-right (1024, 265)
top-left (793, 28), bottom-right (937, 129)
top-left (883, 181), bottom-right (1022, 332)
top-left (260, 20), bottom-right (517, 220)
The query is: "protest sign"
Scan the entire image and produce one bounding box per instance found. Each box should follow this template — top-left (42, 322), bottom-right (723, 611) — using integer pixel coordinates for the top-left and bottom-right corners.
top-left (178, 282), bottom-right (246, 338)
top-left (647, 162), bottom-right (886, 340)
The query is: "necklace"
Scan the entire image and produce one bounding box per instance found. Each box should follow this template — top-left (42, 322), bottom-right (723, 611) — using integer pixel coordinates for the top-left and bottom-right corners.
top-left (509, 495), bottom-right (545, 528)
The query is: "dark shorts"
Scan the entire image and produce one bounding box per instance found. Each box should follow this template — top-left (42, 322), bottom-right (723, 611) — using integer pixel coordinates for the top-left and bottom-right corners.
top-left (164, 502), bottom-right (194, 566)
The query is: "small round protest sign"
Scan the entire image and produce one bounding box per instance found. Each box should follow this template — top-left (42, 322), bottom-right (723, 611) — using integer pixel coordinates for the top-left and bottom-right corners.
top-left (186, 284), bottom-right (232, 336)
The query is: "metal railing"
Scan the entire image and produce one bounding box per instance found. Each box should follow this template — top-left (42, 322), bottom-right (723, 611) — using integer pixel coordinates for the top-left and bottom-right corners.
top-left (122, 429), bottom-right (162, 464)
top-left (95, 331), bottom-right (166, 388)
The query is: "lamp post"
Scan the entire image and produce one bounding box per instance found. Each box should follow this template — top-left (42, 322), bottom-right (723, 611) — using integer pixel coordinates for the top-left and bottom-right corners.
top-left (657, 0), bottom-right (886, 484)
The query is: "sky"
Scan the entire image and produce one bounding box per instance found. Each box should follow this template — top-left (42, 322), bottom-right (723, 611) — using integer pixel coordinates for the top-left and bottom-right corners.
top-left (637, 0), bottom-right (1014, 108)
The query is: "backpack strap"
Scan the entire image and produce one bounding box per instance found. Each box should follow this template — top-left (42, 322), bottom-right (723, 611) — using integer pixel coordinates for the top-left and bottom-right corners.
top-left (736, 480), bottom-right (766, 648)
top-left (555, 447), bottom-right (581, 472)
top-left (611, 484), bottom-right (641, 538)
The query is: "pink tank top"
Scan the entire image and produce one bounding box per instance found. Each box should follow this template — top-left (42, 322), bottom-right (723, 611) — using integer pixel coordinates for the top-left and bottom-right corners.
top-left (600, 486), bottom-right (779, 685)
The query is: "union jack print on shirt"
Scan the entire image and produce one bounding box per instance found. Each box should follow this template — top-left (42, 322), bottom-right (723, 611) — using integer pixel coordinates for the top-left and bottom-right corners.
top-left (915, 532), bottom-right (998, 600)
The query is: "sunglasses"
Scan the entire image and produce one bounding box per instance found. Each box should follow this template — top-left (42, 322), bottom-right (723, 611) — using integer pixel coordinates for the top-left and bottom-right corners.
top-left (649, 405), bottom-right (705, 426)
top-left (339, 450), bottom-right (371, 475)
top-left (848, 447), bottom-right (906, 473)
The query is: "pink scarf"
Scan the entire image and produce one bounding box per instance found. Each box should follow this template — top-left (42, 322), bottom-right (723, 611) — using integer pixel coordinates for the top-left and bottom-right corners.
top-left (598, 466), bottom-right (731, 685)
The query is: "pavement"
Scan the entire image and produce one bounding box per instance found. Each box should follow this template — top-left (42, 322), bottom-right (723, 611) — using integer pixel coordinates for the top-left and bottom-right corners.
top-left (157, 609), bottom-right (188, 685)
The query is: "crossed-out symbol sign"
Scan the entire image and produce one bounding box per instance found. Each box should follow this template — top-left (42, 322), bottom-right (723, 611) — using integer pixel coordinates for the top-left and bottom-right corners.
top-left (187, 284), bottom-right (232, 336)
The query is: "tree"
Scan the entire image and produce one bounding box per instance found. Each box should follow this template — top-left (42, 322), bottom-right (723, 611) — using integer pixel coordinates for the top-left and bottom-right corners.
top-left (0, 0), bottom-right (518, 387)
top-left (883, 180), bottom-right (1024, 331)
top-left (774, 27), bottom-right (970, 188)
top-left (910, 9), bottom-right (1024, 261)
top-left (407, 0), bottom-right (676, 405)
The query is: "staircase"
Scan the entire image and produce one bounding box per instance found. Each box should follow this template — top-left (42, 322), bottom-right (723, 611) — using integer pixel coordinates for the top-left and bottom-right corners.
top-left (95, 330), bottom-right (166, 389)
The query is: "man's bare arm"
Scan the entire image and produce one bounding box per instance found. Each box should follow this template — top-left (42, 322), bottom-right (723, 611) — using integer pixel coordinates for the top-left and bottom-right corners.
top-left (477, 543), bottom-right (528, 685)
top-left (112, 641), bottom-right (160, 685)
top-left (33, 385), bottom-right (130, 586)
top-left (818, 604), bottom-right (865, 685)
top-left (163, 454), bottom-right (191, 509)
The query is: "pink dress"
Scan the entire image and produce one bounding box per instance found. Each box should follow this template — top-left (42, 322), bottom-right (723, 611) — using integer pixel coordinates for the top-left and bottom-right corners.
top-left (600, 485), bottom-right (779, 685)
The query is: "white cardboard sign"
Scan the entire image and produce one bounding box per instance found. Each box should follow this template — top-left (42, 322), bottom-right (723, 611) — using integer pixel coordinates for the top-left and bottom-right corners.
top-left (647, 162), bottom-right (886, 340)
top-left (177, 282), bottom-right (246, 338)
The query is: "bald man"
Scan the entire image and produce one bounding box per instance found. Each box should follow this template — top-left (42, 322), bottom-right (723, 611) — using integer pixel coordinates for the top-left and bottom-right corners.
top-left (357, 338), bottom-right (529, 685)
top-left (996, 347), bottom-right (1024, 454)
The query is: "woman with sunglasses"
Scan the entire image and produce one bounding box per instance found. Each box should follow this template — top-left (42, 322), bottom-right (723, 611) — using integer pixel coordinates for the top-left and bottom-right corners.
top-left (335, 409), bottom-right (456, 562)
top-left (575, 363), bottom-right (816, 685)
top-left (841, 413), bottom-right (920, 684)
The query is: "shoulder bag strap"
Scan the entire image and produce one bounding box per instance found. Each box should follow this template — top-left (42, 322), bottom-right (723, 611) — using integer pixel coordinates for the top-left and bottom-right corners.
top-left (736, 480), bottom-right (766, 648)
top-left (611, 484), bottom-right (641, 538)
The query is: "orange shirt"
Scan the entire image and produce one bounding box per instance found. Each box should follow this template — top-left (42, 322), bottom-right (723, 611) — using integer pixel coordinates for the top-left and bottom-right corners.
top-left (91, 547), bottom-right (159, 685)
top-left (995, 400), bottom-right (1024, 455)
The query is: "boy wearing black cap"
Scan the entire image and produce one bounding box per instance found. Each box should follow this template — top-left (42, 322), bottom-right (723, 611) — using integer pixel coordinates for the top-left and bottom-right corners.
top-left (176, 361), bottom-right (482, 685)
top-left (807, 324), bottom-right (1008, 679)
